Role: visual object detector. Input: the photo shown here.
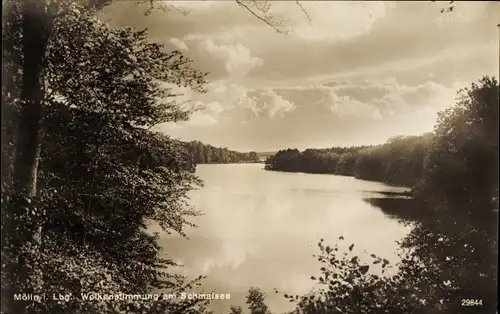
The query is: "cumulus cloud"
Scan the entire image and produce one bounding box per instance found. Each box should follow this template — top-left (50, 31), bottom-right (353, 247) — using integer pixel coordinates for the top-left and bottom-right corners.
top-left (157, 80), bottom-right (257, 127)
top-left (168, 37), bottom-right (188, 51)
top-left (319, 90), bottom-right (382, 120)
top-left (187, 101), bottom-right (225, 127)
top-left (203, 81), bottom-right (251, 108)
top-left (197, 38), bottom-right (263, 77)
top-left (246, 89), bottom-right (296, 118)
top-left (311, 77), bottom-right (457, 121)
top-left (169, 80), bottom-right (296, 122)
top-left (261, 89), bottom-right (296, 117)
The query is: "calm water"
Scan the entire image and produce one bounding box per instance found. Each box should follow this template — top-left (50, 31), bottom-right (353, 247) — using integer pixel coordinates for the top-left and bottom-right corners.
top-left (154, 164), bottom-right (412, 313)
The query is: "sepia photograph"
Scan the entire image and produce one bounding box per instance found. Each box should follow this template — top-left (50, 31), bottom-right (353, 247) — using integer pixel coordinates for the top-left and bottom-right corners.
top-left (1, 1), bottom-right (499, 314)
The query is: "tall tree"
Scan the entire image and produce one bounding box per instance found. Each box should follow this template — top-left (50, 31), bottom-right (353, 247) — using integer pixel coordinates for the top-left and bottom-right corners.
top-left (2, 3), bottom-right (212, 313)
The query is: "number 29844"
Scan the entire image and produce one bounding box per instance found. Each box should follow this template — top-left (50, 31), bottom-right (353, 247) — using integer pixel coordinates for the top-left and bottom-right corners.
top-left (461, 299), bottom-right (483, 307)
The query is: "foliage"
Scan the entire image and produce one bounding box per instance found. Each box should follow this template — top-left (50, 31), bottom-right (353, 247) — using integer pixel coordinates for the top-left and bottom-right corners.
top-left (246, 287), bottom-right (271, 314)
top-left (284, 237), bottom-right (433, 314)
top-left (264, 138), bottom-right (430, 187)
top-left (282, 231), bottom-right (496, 314)
top-left (415, 77), bottom-right (499, 225)
top-left (2, 3), bottom-right (213, 313)
top-left (242, 229), bottom-right (496, 314)
top-left (408, 76), bottom-right (499, 313)
top-left (184, 141), bottom-right (260, 164)
top-left (229, 305), bottom-right (244, 314)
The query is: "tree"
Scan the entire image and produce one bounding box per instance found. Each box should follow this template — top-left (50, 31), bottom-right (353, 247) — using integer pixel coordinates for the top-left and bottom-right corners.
top-left (2, 2), bottom-right (115, 312)
top-left (2, 4), bottom-right (212, 313)
top-left (246, 287), bottom-right (271, 314)
top-left (229, 305), bottom-right (243, 314)
top-left (416, 76), bottom-right (499, 228)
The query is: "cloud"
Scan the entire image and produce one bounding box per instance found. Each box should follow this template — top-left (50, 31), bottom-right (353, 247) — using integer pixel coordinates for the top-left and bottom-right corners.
top-left (187, 111), bottom-right (218, 127)
top-left (246, 89), bottom-right (296, 118)
top-left (168, 37), bottom-right (188, 51)
top-left (185, 28), bottom-right (245, 43)
top-left (282, 77), bottom-right (457, 122)
top-left (154, 81), bottom-right (228, 127)
top-left (334, 78), bottom-right (456, 116)
top-left (167, 81), bottom-right (296, 122)
top-left (284, 1), bottom-right (390, 41)
top-left (197, 37), bottom-right (263, 78)
top-left (186, 101), bottom-right (225, 127)
top-left (262, 89), bottom-right (296, 117)
top-left (202, 81), bottom-right (251, 108)
top-left (319, 90), bottom-right (382, 120)
top-left (157, 81), bottom-right (255, 128)
top-left (326, 78), bottom-right (456, 111)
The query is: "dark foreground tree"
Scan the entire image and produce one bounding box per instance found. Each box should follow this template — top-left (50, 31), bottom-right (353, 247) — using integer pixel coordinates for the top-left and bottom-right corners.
top-left (2, 3), bottom-right (213, 313)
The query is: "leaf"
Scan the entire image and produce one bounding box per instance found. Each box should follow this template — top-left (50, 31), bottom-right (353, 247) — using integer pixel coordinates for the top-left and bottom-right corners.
top-left (310, 276), bottom-right (316, 280)
top-left (348, 243), bottom-right (354, 251)
top-left (338, 236), bottom-right (344, 240)
top-left (373, 260), bottom-right (381, 264)
top-left (358, 265), bottom-right (370, 275)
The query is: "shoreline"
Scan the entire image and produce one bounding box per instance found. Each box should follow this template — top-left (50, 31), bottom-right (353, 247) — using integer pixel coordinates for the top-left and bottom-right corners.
top-left (263, 167), bottom-right (414, 192)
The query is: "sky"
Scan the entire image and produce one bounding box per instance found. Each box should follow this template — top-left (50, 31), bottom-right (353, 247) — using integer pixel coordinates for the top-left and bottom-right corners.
top-left (104, 1), bottom-right (499, 152)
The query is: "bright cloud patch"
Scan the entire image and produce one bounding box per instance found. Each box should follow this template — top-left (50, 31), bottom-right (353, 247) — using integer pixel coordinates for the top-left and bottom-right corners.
top-left (320, 90), bottom-right (382, 120)
top-left (203, 81), bottom-right (251, 108)
top-left (198, 38), bottom-right (263, 77)
top-left (180, 101), bottom-right (225, 127)
top-left (260, 89), bottom-right (296, 118)
top-left (245, 89), bottom-right (296, 118)
top-left (169, 37), bottom-right (188, 51)
top-left (269, 1), bottom-right (390, 41)
top-left (328, 78), bottom-right (456, 115)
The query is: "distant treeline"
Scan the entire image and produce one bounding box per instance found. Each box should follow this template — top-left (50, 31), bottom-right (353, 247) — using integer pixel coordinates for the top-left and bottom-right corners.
top-left (183, 141), bottom-right (260, 164)
top-left (265, 134), bottom-right (432, 187)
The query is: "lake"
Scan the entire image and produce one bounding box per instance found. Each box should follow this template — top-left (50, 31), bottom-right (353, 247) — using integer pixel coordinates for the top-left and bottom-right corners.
top-left (154, 163), bottom-right (412, 313)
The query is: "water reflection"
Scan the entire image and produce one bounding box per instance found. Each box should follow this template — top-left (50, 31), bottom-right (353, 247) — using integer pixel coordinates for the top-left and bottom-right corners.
top-left (156, 164), bottom-right (412, 313)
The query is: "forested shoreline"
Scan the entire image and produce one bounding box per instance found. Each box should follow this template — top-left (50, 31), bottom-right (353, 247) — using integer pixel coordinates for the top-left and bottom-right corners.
top-left (1, 1), bottom-right (498, 314)
top-left (183, 141), bottom-right (260, 164)
top-left (264, 135), bottom-right (431, 188)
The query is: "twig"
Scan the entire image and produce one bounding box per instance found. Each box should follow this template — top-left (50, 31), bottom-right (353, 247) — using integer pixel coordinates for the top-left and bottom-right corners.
top-left (295, 1), bottom-right (311, 24)
top-left (235, 0), bottom-right (288, 34)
